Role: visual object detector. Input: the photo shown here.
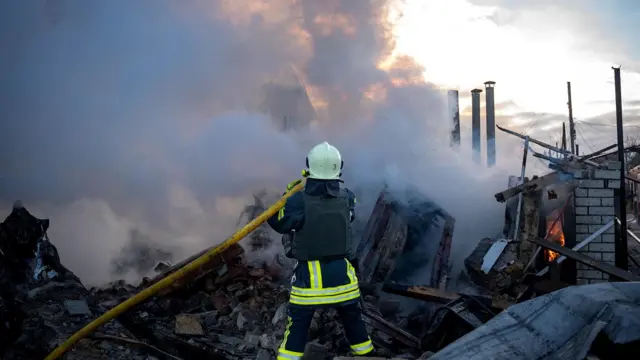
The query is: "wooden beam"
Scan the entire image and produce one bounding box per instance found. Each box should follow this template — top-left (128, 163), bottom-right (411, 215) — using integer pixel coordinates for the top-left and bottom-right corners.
top-left (382, 283), bottom-right (513, 310)
top-left (519, 189), bottom-right (541, 263)
top-left (495, 172), bottom-right (563, 203)
top-left (529, 237), bottom-right (640, 281)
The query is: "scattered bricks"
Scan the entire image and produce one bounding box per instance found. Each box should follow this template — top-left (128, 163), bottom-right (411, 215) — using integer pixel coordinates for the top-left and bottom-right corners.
top-left (576, 225), bottom-right (590, 233)
top-left (607, 180), bottom-right (621, 189)
top-left (575, 198), bottom-right (601, 206)
top-left (589, 206), bottom-right (615, 215)
top-left (602, 252), bottom-right (616, 263)
top-left (588, 243), bottom-right (615, 252)
top-left (212, 290), bottom-right (232, 315)
top-left (602, 234), bottom-right (615, 243)
top-left (579, 180), bottom-right (604, 188)
top-left (575, 188), bottom-right (588, 197)
top-left (589, 224), bottom-right (614, 234)
top-left (601, 197), bottom-right (614, 206)
top-left (575, 206), bottom-right (588, 215)
top-left (577, 269), bottom-right (603, 279)
top-left (174, 314), bottom-right (204, 336)
top-left (588, 189), bottom-right (614, 197)
top-left (593, 169), bottom-right (619, 179)
top-left (576, 215), bottom-right (601, 224)
top-left (605, 161), bottom-right (622, 170)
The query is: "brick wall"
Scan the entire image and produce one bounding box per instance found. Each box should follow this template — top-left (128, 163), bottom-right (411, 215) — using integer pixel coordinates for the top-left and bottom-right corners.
top-left (573, 161), bottom-right (621, 284)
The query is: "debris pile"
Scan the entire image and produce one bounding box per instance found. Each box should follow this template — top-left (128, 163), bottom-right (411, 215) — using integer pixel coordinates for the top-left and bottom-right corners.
top-left (0, 196), bottom-right (433, 359)
top-left (0, 202), bottom-right (152, 360)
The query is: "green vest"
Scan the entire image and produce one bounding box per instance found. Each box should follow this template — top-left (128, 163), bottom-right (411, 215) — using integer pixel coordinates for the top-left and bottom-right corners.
top-left (292, 189), bottom-right (352, 261)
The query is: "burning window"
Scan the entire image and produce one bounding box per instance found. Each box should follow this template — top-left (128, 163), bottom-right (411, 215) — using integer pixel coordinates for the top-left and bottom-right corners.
top-left (545, 209), bottom-right (566, 262)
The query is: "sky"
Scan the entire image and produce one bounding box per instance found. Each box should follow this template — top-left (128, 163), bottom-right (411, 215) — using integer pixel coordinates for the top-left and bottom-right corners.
top-left (394, 0), bottom-right (640, 154)
top-left (0, 0), bottom-right (638, 285)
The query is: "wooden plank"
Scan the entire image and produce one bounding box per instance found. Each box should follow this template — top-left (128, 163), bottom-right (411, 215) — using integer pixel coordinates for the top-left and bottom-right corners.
top-left (361, 310), bottom-right (420, 349)
top-left (530, 237), bottom-right (640, 281)
top-left (519, 190), bottom-right (541, 264)
top-left (382, 283), bottom-right (513, 310)
top-left (494, 172), bottom-right (562, 203)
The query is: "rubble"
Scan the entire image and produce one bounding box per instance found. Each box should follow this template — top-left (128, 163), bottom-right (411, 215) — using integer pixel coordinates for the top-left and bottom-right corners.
top-left (464, 238), bottom-right (524, 292)
top-left (16, 179), bottom-right (611, 359)
top-left (0, 202), bottom-right (151, 360)
top-left (0, 203), bottom-right (412, 358)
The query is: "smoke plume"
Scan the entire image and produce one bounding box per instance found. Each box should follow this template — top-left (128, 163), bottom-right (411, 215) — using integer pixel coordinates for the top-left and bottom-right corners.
top-left (1, 0), bottom-right (522, 286)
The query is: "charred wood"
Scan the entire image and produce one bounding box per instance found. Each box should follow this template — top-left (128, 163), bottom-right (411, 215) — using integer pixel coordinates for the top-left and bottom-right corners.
top-left (463, 238), bottom-right (524, 293)
top-left (530, 237), bottom-right (640, 281)
top-left (382, 283), bottom-right (513, 311)
top-left (357, 188), bottom-right (454, 289)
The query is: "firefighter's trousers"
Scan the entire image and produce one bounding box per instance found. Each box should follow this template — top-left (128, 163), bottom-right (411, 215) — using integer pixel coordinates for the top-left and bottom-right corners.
top-left (277, 302), bottom-right (373, 359)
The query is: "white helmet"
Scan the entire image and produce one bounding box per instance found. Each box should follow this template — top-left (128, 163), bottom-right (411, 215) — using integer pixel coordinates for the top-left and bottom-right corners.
top-left (306, 141), bottom-right (343, 180)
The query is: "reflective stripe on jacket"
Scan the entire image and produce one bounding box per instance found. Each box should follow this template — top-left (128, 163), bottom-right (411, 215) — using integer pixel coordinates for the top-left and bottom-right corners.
top-left (289, 258), bottom-right (360, 306)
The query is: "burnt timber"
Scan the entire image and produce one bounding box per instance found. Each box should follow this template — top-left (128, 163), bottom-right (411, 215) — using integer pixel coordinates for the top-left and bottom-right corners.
top-left (356, 187), bottom-right (454, 288)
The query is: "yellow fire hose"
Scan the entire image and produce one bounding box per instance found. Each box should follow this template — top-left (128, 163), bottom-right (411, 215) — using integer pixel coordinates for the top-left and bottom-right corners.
top-left (45, 181), bottom-right (305, 360)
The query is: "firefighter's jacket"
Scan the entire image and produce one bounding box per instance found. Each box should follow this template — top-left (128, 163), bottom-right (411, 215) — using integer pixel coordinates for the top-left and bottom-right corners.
top-left (267, 178), bottom-right (360, 307)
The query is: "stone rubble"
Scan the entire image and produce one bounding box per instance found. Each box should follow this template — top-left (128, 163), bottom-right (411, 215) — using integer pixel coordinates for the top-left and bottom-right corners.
top-left (0, 202), bottom-right (152, 360)
top-left (1, 202), bottom-right (420, 359)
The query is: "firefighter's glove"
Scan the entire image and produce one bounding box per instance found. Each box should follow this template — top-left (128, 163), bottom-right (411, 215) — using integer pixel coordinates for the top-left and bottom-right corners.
top-left (283, 179), bottom-right (303, 195)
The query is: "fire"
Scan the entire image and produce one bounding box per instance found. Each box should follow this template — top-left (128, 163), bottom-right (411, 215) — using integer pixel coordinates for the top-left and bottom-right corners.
top-left (545, 209), bottom-right (565, 262)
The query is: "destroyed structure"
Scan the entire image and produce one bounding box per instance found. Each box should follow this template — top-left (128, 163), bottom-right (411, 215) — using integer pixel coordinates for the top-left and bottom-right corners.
top-left (3, 126), bottom-right (640, 359)
top-left (258, 65), bottom-right (316, 132)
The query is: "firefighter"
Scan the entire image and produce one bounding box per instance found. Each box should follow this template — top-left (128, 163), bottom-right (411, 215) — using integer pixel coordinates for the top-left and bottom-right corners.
top-left (267, 141), bottom-right (374, 359)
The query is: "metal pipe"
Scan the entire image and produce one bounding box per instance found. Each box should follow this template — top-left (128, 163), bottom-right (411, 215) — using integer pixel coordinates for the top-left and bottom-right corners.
top-left (471, 88), bottom-right (483, 164)
top-left (512, 136), bottom-right (529, 245)
top-left (485, 81), bottom-right (496, 167)
top-left (615, 217), bottom-right (640, 244)
top-left (448, 90), bottom-right (460, 148)
top-left (568, 82), bottom-right (576, 154)
top-left (613, 66), bottom-right (629, 270)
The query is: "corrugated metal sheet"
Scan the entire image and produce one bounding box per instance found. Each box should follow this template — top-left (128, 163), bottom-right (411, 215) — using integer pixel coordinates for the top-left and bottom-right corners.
top-left (429, 282), bottom-right (640, 360)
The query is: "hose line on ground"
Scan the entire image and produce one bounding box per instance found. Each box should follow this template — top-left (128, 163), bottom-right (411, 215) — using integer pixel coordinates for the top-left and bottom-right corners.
top-left (45, 181), bottom-right (305, 360)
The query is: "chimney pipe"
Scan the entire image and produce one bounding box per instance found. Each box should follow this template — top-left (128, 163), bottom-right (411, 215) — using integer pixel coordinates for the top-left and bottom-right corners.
top-left (471, 88), bottom-right (483, 164)
top-left (448, 90), bottom-right (460, 148)
top-left (484, 81), bottom-right (496, 167)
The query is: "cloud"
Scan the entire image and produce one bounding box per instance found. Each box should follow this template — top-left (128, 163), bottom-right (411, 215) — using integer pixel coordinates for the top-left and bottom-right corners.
top-left (0, 0), bottom-right (520, 286)
top-left (443, 0), bottom-right (640, 158)
top-left (468, 0), bottom-right (640, 71)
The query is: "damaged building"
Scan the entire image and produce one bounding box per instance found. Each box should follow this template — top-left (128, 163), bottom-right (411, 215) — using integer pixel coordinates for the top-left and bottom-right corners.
top-left (3, 156), bottom-right (640, 360)
top-left (258, 65), bottom-right (316, 132)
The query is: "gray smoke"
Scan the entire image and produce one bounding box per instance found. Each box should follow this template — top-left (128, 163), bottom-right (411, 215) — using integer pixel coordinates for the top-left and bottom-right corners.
top-left (0, 0), bottom-right (523, 286)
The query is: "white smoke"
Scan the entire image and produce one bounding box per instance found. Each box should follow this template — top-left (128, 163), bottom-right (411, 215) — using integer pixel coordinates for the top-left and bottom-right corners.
top-left (0, 0), bottom-right (526, 286)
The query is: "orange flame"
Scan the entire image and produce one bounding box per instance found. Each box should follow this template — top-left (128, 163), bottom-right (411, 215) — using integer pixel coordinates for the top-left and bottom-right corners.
top-left (545, 209), bottom-right (565, 262)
